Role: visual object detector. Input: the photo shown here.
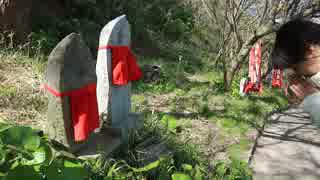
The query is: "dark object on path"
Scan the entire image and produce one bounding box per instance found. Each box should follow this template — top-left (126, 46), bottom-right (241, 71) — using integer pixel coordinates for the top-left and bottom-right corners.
top-left (142, 65), bottom-right (162, 83)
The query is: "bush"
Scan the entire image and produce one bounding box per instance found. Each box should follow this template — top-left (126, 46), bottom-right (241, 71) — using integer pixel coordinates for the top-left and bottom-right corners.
top-left (27, 0), bottom-right (196, 58)
top-left (212, 158), bottom-right (253, 180)
top-left (0, 123), bottom-right (91, 179)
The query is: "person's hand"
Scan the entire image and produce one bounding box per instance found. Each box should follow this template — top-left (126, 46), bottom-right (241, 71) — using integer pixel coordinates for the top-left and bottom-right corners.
top-left (287, 74), bottom-right (319, 103)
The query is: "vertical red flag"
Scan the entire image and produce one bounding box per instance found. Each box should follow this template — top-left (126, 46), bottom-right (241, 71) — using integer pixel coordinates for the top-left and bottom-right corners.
top-left (247, 42), bottom-right (263, 94)
top-left (272, 67), bottom-right (283, 88)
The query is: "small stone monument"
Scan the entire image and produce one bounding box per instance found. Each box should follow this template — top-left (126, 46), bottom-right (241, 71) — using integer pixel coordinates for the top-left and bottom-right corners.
top-left (44, 33), bottom-right (121, 156)
top-left (96, 15), bottom-right (143, 140)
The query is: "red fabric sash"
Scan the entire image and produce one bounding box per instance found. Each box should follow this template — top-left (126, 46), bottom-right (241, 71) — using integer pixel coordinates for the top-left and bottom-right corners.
top-left (245, 43), bottom-right (263, 94)
top-left (272, 67), bottom-right (283, 88)
top-left (98, 45), bottom-right (142, 85)
top-left (43, 83), bottom-right (99, 142)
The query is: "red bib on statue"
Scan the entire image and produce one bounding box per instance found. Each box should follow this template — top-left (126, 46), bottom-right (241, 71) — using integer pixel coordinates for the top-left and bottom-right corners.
top-left (43, 83), bottom-right (99, 142)
top-left (98, 45), bottom-right (142, 85)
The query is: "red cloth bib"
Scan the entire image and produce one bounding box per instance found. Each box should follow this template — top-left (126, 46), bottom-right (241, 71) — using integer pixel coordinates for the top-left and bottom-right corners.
top-left (98, 45), bottom-right (142, 85)
top-left (43, 83), bottom-right (99, 142)
top-left (272, 68), bottom-right (283, 88)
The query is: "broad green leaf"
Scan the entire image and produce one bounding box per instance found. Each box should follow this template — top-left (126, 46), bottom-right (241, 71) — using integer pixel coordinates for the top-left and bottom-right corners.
top-left (182, 164), bottom-right (193, 172)
top-left (0, 147), bottom-right (6, 166)
top-left (161, 115), bottom-right (169, 127)
top-left (45, 160), bottom-right (89, 180)
top-left (64, 160), bottom-right (82, 168)
top-left (0, 171), bottom-right (6, 176)
top-left (21, 147), bottom-right (46, 166)
top-left (0, 123), bottom-right (11, 133)
top-left (167, 117), bottom-right (177, 132)
top-left (172, 173), bottom-right (192, 180)
top-left (1, 126), bottom-right (40, 151)
top-left (131, 160), bottom-right (160, 172)
top-left (5, 166), bottom-right (42, 180)
top-left (215, 161), bottom-right (227, 176)
top-left (10, 160), bottom-right (19, 170)
top-left (161, 115), bottom-right (177, 132)
top-left (41, 142), bottom-right (54, 166)
top-left (33, 165), bottom-right (41, 172)
top-left (24, 132), bottom-right (41, 151)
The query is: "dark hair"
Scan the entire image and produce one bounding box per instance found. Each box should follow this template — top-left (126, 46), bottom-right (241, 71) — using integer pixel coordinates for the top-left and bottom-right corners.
top-left (272, 18), bottom-right (320, 68)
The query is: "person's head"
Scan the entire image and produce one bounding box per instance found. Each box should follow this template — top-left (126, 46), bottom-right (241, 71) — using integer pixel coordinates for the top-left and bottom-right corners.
top-left (272, 18), bottom-right (320, 100)
top-left (272, 18), bottom-right (320, 126)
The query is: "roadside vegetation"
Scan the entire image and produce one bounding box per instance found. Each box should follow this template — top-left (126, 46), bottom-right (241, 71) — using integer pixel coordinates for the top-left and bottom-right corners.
top-left (0, 0), bottom-right (295, 179)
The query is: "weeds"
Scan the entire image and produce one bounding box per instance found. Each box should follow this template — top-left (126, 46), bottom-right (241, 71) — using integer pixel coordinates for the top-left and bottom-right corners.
top-left (211, 158), bottom-right (253, 180)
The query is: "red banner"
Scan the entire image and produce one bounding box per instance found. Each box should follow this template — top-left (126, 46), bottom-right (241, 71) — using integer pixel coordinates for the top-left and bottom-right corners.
top-left (272, 67), bottom-right (283, 88)
top-left (244, 42), bottom-right (263, 94)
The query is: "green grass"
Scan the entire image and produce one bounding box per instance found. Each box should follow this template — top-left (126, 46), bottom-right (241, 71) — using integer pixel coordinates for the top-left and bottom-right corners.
top-left (131, 56), bottom-right (288, 166)
top-left (0, 50), bottom-right (47, 73)
top-left (0, 85), bottom-right (17, 98)
top-left (228, 139), bottom-right (251, 160)
top-left (217, 118), bottom-right (250, 135)
top-left (0, 84), bottom-right (46, 112)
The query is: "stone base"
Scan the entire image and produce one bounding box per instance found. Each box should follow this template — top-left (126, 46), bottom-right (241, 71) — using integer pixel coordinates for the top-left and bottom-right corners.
top-left (135, 138), bottom-right (172, 166)
top-left (73, 114), bottom-right (143, 158)
top-left (74, 127), bottom-right (122, 158)
top-left (56, 113), bottom-right (144, 158)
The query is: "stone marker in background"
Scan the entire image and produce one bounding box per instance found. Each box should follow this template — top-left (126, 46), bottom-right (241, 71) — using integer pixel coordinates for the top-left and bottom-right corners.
top-left (44, 33), bottom-right (121, 156)
top-left (96, 14), bottom-right (143, 140)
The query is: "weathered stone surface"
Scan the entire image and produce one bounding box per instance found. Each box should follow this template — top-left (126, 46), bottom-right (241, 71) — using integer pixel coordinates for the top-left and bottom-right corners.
top-left (44, 33), bottom-right (96, 150)
top-left (96, 15), bottom-right (130, 118)
top-left (45, 33), bottom-right (96, 92)
top-left (135, 138), bottom-right (172, 165)
top-left (76, 127), bottom-right (121, 158)
top-left (96, 15), bottom-right (143, 140)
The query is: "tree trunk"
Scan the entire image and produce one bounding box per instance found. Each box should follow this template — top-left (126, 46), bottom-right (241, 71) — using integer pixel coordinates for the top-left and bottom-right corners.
top-left (0, 0), bottom-right (33, 42)
top-left (223, 24), bottom-right (275, 91)
top-left (224, 69), bottom-right (234, 91)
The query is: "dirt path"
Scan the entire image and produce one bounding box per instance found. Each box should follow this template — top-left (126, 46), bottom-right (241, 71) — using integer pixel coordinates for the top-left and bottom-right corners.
top-left (0, 58), bottom-right (47, 130)
top-left (250, 107), bottom-right (320, 180)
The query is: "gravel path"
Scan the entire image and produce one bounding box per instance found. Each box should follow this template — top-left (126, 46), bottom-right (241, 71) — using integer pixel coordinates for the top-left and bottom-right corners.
top-left (250, 108), bottom-right (320, 180)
